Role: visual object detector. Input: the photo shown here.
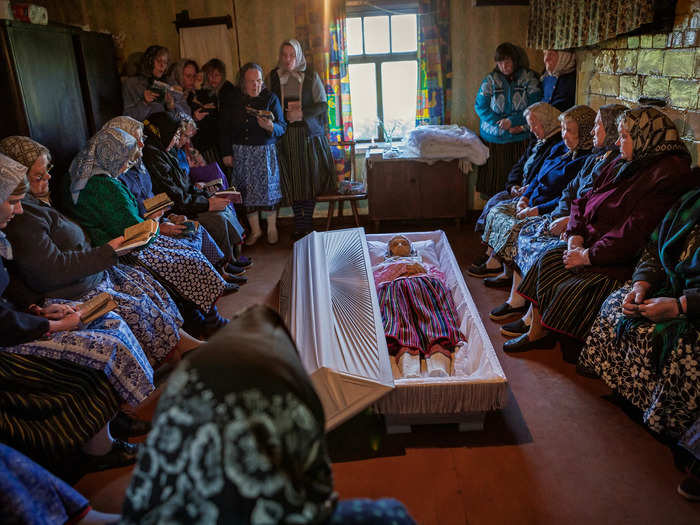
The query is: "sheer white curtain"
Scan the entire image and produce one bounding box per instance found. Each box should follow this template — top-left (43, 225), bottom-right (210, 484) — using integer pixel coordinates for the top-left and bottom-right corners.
top-left (179, 25), bottom-right (235, 76)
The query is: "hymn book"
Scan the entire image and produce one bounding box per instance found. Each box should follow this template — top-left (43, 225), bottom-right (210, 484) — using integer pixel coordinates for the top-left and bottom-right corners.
top-left (245, 106), bottom-right (275, 121)
top-left (143, 193), bottom-right (174, 217)
top-left (115, 220), bottom-right (159, 255)
top-left (202, 178), bottom-right (242, 204)
top-left (79, 292), bottom-right (118, 324)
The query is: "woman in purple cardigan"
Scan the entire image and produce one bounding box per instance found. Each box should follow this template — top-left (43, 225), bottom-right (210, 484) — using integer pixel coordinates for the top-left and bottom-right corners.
top-left (507, 106), bottom-right (699, 357)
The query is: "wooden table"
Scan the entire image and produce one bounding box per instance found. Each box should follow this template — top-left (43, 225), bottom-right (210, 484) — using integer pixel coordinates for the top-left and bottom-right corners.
top-left (365, 153), bottom-right (468, 230)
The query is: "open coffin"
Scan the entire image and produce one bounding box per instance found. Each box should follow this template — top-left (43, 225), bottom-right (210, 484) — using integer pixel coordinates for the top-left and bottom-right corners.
top-left (279, 228), bottom-right (508, 431)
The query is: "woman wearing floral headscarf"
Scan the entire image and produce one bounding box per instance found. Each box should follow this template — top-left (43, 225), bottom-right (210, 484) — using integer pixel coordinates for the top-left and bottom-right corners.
top-left (508, 106), bottom-right (699, 355)
top-left (497, 104), bottom-right (627, 338)
top-left (267, 38), bottom-right (336, 238)
top-left (477, 105), bottom-right (596, 304)
top-left (63, 127), bottom-right (232, 338)
top-left (542, 50), bottom-right (577, 112)
top-left (0, 153), bottom-right (143, 472)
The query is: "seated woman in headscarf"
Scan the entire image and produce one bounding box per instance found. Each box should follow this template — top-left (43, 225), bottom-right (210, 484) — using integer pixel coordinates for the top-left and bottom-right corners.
top-left (497, 104), bottom-right (628, 338)
top-left (0, 443), bottom-right (121, 524)
top-left (470, 102), bottom-right (564, 265)
top-left (578, 187), bottom-right (700, 438)
top-left (121, 305), bottom-right (416, 525)
top-left (541, 50), bottom-right (576, 112)
top-left (122, 45), bottom-right (189, 121)
top-left (509, 106), bottom-right (699, 357)
top-left (220, 62), bottom-right (286, 245)
top-left (0, 135), bottom-right (199, 367)
top-left (373, 236), bottom-right (463, 379)
top-left (140, 111), bottom-right (247, 269)
top-left (0, 154), bottom-right (144, 473)
top-left (105, 115), bottom-right (249, 282)
top-left (478, 105), bottom-right (596, 298)
top-left (61, 127), bottom-right (232, 338)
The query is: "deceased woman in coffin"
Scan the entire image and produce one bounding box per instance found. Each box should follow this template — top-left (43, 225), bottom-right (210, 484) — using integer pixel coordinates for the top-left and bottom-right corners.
top-left (373, 235), bottom-right (464, 378)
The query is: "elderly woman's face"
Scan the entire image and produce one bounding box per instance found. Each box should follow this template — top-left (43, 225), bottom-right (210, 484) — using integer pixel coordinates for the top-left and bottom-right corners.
top-left (181, 64), bottom-right (197, 91)
top-left (0, 193), bottom-right (24, 228)
top-left (152, 52), bottom-right (168, 79)
top-left (243, 68), bottom-right (263, 98)
top-left (388, 236), bottom-right (411, 257)
top-left (28, 154), bottom-right (52, 196)
top-left (208, 69), bottom-right (223, 89)
top-left (526, 113), bottom-right (545, 140)
top-left (592, 113), bottom-right (606, 149)
top-left (616, 123), bottom-right (634, 160)
top-left (543, 50), bottom-right (558, 74)
top-left (280, 44), bottom-right (297, 71)
top-left (561, 118), bottom-right (579, 151)
top-left (496, 57), bottom-right (514, 76)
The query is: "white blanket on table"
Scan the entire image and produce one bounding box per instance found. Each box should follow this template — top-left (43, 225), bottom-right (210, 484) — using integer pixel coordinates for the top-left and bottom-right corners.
top-left (404, 125), bottom-right (490, 166)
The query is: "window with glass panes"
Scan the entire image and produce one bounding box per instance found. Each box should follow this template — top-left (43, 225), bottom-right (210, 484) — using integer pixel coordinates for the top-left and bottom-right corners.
top-left (346, 9), bottom-right (418, 141)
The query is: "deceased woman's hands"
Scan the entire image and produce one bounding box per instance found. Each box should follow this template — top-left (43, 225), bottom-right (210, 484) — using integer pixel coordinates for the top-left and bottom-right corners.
top-left (563, 247), bottom-right (590, 270)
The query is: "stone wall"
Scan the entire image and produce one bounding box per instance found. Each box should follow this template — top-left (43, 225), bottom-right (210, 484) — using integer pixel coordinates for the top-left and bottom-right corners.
top-left (577, 0), bottom-right (700, 163)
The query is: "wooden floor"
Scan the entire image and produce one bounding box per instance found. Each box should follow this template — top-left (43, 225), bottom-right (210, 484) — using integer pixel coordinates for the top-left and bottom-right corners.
top-left (76, 217), bottom-right (700, 524)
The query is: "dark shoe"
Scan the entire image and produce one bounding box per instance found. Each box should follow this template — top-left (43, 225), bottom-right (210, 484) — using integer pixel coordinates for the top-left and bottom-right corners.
top-left (226, 274), bottom-right (247, 286)
top-left (501, 318), bottom-right (529, 338)
top-left (503, 332), bottom-right (557, 353)
top-left (225, 264), bottom-right (246, 276)
top-left (484, 275), bottom-right (513, 288)
top-left (110, 412), bottom-right (151, 440)
top-left (234, 256), bottom-right (253, 268)
top-left (490, 302), bottom-right (528, 321)
top-left (84, 439), bottom-right (138, 473)
top-left (466, 262), bottom-right (503, 277)
top-left (200, 311), bottom-right (230, 339)
top-left (223, 282), bottom-right (240, 294)
top-left (472, 252), bottom-right (489, 267)
top-left (678, 476), bottom-right (700, 502)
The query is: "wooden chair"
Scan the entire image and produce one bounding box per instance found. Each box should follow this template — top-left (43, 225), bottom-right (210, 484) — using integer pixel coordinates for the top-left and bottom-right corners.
top-left (316, 140), bottom-right (368, 230)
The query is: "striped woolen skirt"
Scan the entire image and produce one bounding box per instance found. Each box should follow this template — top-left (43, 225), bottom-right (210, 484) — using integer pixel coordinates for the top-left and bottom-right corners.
top-left (377, 275), bottom-right (462, 356)
top-left (277, 124), bottom-right (336, 205)
top-left (482, 200), bottom-right (539, 263)
top-left (517, 245), bottom-right (625, 340)
top-left (0, 353), bottom-right (118, 467)
top-left (476, 138), bottom-right (528, 197)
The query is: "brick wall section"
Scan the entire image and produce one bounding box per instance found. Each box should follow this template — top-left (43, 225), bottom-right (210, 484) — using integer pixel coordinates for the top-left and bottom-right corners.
top-left (577, 0), bottom-right (700, 163)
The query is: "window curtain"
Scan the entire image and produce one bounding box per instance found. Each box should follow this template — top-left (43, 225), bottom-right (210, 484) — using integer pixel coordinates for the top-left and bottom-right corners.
top-left (416, 0), bottom-right (451, 126)
top-left (527, 0), bottom-right (655, 49)
top-left (295, 0), bottom-right (354, 181)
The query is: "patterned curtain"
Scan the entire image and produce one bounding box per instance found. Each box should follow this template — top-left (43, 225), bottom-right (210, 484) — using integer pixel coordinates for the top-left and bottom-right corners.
top-left (416, 0), bottom-right (452, 126)
top-left (527, 0), bottom-right (655, 49)
top-left (295, 0), bottom-right (354, 181)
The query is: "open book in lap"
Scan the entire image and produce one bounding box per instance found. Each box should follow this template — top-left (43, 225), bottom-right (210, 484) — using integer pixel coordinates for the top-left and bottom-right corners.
top-left (78, 292), bottom-right (118, 324)
top-left (115, 219), bottom-right (159, 255)
top-left (143, 193), bottom-right (174, 218)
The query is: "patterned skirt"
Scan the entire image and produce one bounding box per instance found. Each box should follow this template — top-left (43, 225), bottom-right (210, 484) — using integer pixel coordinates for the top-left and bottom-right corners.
top-left (518, 245), bottom-right (625, 340)
top-left (476, 139), bottom-right (528, 197)
top-left (277, 124), bottom-right (335, 205)
top-left (482, 201), bottom-right (538, 263)
top-left (0, 442), bottom-right (89, 523)
top-left (377, 275), bottom-right (462, 356)
top-left (0, 353), bottom-right (119, 467)
top-left (133, 234), bottom-right (226, 313)
top-left (231, 143), bottom-right (282, 209)
top-left (515, 216), bottom-right (564, 276)
top-left (475, 190), bottom-right (513, 232)
top-left (579, 285), bottom-right (700, 438)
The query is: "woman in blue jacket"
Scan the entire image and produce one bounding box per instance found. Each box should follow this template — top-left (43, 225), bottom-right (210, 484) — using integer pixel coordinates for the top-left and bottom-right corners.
top-left (475, 42), bottom-right (542, 196)
top-left (542, 50), bottom-right (576, 112)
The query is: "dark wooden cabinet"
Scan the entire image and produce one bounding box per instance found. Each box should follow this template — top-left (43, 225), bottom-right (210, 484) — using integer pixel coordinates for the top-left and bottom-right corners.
top-left (366, 156), bottom-right (467, 228)
top-left (0, 20), bottom-right (122, 205)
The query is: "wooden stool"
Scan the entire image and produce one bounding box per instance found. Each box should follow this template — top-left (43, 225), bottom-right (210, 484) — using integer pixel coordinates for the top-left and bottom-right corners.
top-left (316, 191), bottom-right (368, 230)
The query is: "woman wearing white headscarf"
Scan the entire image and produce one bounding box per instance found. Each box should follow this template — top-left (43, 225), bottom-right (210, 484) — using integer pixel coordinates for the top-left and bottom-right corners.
top-left (268, 38), bottom-right (336, 238)
top-left (542, 50), bottom-right (577, 112)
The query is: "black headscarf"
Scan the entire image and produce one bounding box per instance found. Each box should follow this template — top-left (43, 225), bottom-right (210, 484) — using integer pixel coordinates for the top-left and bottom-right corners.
top-left (143, 112), bottom-right (180, 151)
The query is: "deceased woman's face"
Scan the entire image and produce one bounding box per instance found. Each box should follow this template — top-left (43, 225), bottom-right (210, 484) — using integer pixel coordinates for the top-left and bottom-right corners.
top-left (561, 118), bottom-right (579, 151)
top-left (28, 153), bottom-right (52, 196)
top-left (388, 236), bottom-right (411, 257)
top-left (496, 57), bottom-right (514, 76)
top-left (592, 113), bottom-right (606, 149)
top-left (616, 123), bottom-right (634, 160)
